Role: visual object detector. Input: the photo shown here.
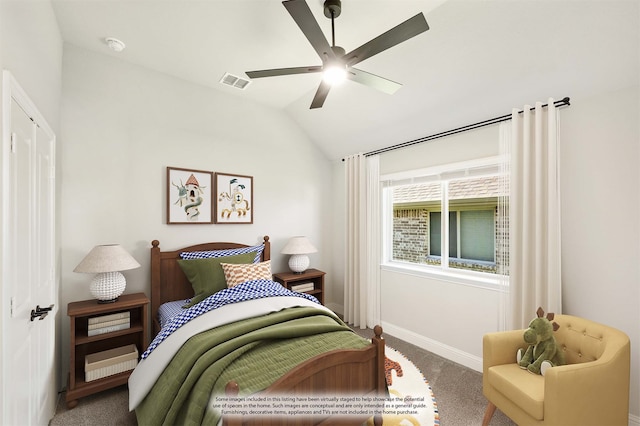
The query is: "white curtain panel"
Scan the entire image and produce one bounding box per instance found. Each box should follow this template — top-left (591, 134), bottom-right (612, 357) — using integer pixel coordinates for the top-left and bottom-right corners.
top-left (497, 123), bottom-right (511, 331)
top-left (365, 155), bottom-right (381, 328)
top-left (344, 153), bottom-right (381, 329)
top-left (507, 99), bottom-right (562, 329)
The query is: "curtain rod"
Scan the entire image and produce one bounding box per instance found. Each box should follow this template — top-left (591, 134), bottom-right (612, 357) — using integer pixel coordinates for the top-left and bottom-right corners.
top-left (342, 96), bottom-right (570, 161)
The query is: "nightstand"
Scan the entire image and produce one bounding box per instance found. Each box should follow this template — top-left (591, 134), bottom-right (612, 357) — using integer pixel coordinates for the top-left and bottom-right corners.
top-left (273, 269), bottom-right (325, 305)
top-left (66, 292), bottom-right (149, 408)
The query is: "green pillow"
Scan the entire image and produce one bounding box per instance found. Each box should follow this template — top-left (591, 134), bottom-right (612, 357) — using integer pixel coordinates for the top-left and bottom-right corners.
top-left (178, 252), bottom-right (255, 308)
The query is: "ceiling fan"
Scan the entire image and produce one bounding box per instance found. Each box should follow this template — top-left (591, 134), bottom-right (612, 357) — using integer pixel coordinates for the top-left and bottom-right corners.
top-left (245, 0), bottom-right (429, 109)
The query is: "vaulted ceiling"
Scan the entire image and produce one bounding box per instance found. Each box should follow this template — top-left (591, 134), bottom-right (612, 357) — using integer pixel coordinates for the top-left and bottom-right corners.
top-left (52, 0), bottom-right (639, 161)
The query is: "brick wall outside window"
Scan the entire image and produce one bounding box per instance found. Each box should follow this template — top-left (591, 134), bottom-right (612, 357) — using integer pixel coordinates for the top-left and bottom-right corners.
top-left (393, 208), bottom-right (428, 263)
top-left (393, 206), bottom-right (508, 274)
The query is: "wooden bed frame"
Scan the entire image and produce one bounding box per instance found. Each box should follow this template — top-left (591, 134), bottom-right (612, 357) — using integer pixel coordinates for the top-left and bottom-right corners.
top-left (150, 236), bottom-right (272, 335)
top-left (149, 236), bottom-right (386, 426)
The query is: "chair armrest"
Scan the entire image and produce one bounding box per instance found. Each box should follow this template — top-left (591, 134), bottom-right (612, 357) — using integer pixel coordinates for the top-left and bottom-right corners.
top-left (542, 339), bottom-right (630, 425)
top-left (483, 329), bottom-right (527, 373)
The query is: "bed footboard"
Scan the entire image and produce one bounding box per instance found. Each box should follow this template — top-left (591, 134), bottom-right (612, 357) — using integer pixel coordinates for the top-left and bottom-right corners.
top-left (222, 326), bottom-right (386, 426)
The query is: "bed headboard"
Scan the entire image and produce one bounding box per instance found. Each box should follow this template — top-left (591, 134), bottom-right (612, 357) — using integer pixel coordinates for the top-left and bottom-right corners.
top-left (149, 236), bottom-right (271, 336)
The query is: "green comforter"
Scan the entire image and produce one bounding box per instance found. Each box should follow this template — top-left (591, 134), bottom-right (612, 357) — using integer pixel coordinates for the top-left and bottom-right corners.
top-left (135, 306), bottom-right (369, 426)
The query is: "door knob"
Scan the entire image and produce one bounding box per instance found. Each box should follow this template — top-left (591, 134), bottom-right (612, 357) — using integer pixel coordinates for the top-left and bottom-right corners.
top-left (35, 304), bottom-right (54, 313)
top-left (30, 304), bottom-right (54, 321)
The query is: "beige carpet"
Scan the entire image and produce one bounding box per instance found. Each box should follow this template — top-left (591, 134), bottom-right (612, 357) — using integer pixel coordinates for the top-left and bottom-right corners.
top-left (51, 385), bottom-right (136, 426)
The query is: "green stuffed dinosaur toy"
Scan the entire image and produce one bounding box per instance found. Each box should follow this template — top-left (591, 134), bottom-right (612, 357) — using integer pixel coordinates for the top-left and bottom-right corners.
top-left (517, 307), bottom-right (566, 375)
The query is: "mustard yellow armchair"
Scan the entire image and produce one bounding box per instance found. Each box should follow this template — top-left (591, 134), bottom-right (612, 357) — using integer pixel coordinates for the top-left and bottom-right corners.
top-left (482, 314), bottom-right (630, 426)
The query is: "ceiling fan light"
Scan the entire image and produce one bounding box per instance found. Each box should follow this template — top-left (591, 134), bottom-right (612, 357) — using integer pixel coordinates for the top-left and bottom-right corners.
top-left (323, 65), bottom-right (347, 85)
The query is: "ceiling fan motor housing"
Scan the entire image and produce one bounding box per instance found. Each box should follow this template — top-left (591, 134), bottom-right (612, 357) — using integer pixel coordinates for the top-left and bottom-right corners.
top-left (331, 46), bottom-right (346, 57)
top-left (324, 0), bottom-right (341, 18)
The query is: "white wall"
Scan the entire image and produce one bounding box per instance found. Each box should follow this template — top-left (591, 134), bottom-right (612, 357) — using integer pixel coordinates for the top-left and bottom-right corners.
top-left (0, 0), bottom-right (63, 407)
top-left (0, 1), bottom-right (62, 123)
top-left (560, 86), bottom-right (640, 420)
top-left (58, 44), bottom-right (334, 381)
top-left (331, 87), bottom-right (640, 421)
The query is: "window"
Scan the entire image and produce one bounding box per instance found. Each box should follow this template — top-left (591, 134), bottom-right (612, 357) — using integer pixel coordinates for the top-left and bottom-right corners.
top-left (384, 158), bottom-right (508, 277)
top-left (429, 209), bottom-right (495, 261)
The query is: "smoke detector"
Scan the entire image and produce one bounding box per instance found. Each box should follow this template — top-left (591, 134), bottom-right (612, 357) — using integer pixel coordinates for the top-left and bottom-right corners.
top-left (105, 37), bottom-right (126, 52)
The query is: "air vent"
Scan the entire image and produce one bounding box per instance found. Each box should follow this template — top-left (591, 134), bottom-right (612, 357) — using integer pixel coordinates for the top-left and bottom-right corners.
top-left (220, 73), bottom-right (251, 90)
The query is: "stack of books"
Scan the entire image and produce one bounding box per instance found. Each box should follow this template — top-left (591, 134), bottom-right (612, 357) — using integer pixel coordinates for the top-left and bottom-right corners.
top-left (291, 282), bottom-right (315, 293)
top-left (88, 311), bottom-right (130, 336)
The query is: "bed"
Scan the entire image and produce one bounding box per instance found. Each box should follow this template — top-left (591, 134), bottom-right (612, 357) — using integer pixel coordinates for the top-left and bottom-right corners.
top-left (128, 236), bottom-right (386, 426)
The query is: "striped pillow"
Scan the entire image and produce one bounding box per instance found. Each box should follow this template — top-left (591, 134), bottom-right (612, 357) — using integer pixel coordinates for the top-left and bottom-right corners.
top-left (221, 260), bottom-right (272, 288)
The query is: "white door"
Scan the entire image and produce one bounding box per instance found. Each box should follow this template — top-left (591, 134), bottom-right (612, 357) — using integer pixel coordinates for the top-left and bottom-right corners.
top-left (2, 71), bottom-right (57, 425)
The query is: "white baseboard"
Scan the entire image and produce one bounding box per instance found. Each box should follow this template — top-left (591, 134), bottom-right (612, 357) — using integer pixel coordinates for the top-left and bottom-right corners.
top-left (380, 321), bottom-right (483, 373)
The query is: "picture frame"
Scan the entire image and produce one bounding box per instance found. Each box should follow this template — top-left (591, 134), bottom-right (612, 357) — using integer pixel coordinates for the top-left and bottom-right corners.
top-left (166, 167), bottom-right (214, 224)
top-left (214, 172), bottom-right (253, 224)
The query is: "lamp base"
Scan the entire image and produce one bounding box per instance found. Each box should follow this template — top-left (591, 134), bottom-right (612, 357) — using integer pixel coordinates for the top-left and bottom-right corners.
top-left (97, 298), bottom-right (119, 304)
top-left (288, 254), bottom-right (310, 274)
top-left (90, 271), bottom-right (126, 303)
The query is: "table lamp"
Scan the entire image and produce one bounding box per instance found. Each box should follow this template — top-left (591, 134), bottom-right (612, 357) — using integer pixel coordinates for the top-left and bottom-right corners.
top-left (281, 236), bottom-right (317, 273)
top-left (74, 244), bottom-right (141, 303)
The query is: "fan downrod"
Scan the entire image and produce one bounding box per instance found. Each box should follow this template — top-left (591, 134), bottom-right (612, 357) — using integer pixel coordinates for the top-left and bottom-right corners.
top-left (324, 0), bottom-right (341, 19)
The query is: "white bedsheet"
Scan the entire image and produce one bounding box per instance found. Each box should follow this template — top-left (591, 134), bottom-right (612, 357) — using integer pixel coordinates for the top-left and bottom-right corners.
top-left (128, 296), bottom-right (334, 411)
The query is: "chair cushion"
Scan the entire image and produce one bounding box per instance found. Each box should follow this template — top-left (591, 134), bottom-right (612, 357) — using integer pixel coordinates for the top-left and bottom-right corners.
top-left (487, 364), bottom-right (545, 420)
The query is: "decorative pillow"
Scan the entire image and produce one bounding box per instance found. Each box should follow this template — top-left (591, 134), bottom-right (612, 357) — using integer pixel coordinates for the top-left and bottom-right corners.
top-left (177, 252), bottom-right (255, 307)
top-left (180, 244), bottom-right (264, 263)
top-left (221, 260), bottom-right (272, 288)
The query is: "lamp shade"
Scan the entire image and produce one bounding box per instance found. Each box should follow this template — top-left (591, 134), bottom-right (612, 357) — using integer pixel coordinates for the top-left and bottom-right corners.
top-left (281, 237), bottom-right (317, 273)
top-left (74, 245), bottom-right (140, 303)
top-left (281, 237), bottom-right (317, 255)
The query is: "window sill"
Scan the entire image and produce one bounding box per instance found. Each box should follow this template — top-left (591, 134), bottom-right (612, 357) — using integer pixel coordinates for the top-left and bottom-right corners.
top-left (381, 261), bottom-right (507, 291)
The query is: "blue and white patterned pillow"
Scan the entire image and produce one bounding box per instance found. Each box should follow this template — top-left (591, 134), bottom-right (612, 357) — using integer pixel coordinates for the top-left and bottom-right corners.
top-left (180, 244), bottom-right (264, 264)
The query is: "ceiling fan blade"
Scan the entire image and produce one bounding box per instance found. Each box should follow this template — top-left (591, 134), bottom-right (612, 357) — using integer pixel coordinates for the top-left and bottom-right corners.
top-left (343, 13), bottom-right (429, 67)
top-left (310, 80), bottom-right (331, 109)
top-left (283, 0), bottom-right (336, 62)
top-left (246, 66), bottom-right (322, 79)
top-left (348, 68), bottom-right (402, 94)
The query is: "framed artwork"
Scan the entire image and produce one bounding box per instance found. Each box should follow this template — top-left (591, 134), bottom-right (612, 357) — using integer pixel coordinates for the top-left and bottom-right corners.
top-left (214, 172), bottom-right (253, 224)
top-left (166, 167), bottom-right (214, 224)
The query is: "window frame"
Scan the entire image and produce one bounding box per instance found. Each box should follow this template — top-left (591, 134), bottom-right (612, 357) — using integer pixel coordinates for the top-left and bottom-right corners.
top-left (381, 156), bottom-right (507, 289)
